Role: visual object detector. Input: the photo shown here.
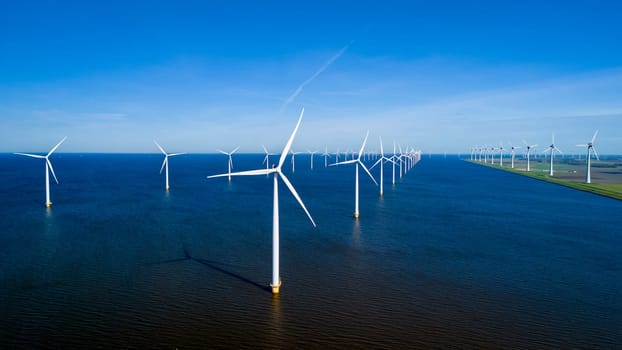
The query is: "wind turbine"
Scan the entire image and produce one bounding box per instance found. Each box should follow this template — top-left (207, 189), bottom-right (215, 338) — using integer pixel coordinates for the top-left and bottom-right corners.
top-left (522, 140), bottom-right (538, 172)
top-left (391, 141), bottom-right (397, 185)
top-left (15, 137), bottom-right (67, 207)
top-left (330, 131), bottom-right (378, 219)
top-left (307, 149), bottom-right (317, 170)
top-left (370, 136), bottom-right (395, 196)
top-left (262, 145), bottom-right (275, 171)
top-left (216, 147), bottom-right (240, 181)
top-left (322, 146), bottom-right (329, 168)
top-left (290, 150), bottom-right (301, 173)
top-left (498, 144), bottom-right (504, 167)
top-left (207, 109), bottom-right (315, 294)
top-left (490, 146), bottom-right (496, 165)
top-left (154, 140), bottom-right (186, 191)
top-left (577, 130), bottom-right (599, 184)
top-left (509, 143), bottom-right (521, 169)
top-left (543, 134), bottom-right (563, 176)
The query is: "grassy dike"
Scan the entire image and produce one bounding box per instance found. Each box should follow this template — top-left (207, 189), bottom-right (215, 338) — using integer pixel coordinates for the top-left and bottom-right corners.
top-left (465, 160), bottom-right (622, 201)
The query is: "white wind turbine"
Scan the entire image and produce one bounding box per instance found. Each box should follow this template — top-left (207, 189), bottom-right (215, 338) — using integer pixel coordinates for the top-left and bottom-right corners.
top-left (509, 143), bottom-right (521, 169)
top-left (370, 136), bottom-right (395, 196)
top-left (543, 134), bottom-right (563, 176)
top-left (322, 146), bottom-right (329, 168)
top-left (15, 137), bottom-right (67, 207)
top-left (577, 130), bottom-right (599, 184)
top-left (207, 109), bottom-right (315, 294)
top-left (391, 141), bottom-right (397, 185)
top-left (216, 147), bottom-right (240, 181)
top-left (522, 140), bottom-right (538, 172)
top-left (262, 145), bottom-right (275, 171)
top-left (307, 149), bottom-right (317, 170)
top-left (498, 144), bottom-right (504, 167)
top-left (330, 131), bottom-right (378, 218)
top-left (290, 150), bottom-right (301, 173)
top-left (154, 141), bottom-right (186, 191)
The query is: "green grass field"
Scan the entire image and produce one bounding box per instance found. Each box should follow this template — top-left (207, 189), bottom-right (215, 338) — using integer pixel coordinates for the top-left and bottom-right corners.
top-left (467, 159), bottom-right (622, 201)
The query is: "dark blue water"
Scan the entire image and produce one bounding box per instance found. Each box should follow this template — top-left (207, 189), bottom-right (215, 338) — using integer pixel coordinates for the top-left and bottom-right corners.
top-left (1, 154), bottom-right (620, 348)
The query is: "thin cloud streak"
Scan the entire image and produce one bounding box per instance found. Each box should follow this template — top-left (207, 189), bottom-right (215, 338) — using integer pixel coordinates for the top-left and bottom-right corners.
top-left (280, 41), bottom-right (353, 111)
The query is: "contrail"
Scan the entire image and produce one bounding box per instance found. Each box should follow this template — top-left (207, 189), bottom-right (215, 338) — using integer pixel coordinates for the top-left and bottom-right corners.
top-left (281, 41), bottom-right (353, 111)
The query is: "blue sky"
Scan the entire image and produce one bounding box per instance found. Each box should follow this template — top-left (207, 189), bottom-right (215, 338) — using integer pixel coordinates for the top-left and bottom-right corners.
top-left (1, 1), bottom-right (621, 154)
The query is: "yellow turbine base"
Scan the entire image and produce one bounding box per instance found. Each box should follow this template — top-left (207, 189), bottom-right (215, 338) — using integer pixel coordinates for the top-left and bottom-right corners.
top-left (166, 186), bottom-right (170, 191)
top-left (354, 213), bottom-right (359, 219)
top-left (270, 280), bottom-right (282, 294)
top-left (45, 202), bottom-right (52, 208)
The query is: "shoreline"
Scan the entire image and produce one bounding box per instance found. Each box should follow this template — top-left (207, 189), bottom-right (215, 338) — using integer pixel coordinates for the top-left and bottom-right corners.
top-left (465, 159), bottom-right (622, 201)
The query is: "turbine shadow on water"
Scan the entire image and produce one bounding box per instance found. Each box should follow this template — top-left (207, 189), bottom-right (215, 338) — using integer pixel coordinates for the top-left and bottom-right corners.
top-left (147, 246), bottom-right (271, 293)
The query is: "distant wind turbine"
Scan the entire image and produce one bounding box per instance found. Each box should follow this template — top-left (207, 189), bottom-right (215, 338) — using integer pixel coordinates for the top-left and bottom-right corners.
top-left (330, 131), bottom-right (378, 218)
top-left (262, 145), bottom-right (275, 171)
top-left (322, 146), bottom-right (329, 168)
top-left (154, 140), bottom-right (186, 191)
top-left (217, 147), bottom-right (240, 181)
top-left (522, 140), bottom-right (538, 172)
top-left (576, 130), bottom-right (599, 184)
top-left (509, 143), bottom-right (521, 169)
top-left (207, 108), bottom-right (315, 294)
top-left (290, 150), bottom-right (301, 173)
top-left (15, 137), bottom-right (67, 207)
top-left (307, 149), bottom-right (317, 170)
top-left (543, 134), bottom-right (563, 176)
top-left (370, 136), bottom-right (395, 196)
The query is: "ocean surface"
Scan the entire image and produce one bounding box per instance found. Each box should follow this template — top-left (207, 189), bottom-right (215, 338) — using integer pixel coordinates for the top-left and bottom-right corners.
top-left (0, 153), bottom-right (620, 349)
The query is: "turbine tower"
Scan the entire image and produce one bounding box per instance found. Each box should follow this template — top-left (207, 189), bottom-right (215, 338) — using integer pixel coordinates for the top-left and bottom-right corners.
top-left (15, 137), bottom-right (67, 207)
top-left (154, 140), bottom-right (186, 191)
top-left (331, 131), bottom-right (378, 219)
top-left (207, 108), bottom-right (315, 294)
top-left (576, 130), bottom-right (599, 184)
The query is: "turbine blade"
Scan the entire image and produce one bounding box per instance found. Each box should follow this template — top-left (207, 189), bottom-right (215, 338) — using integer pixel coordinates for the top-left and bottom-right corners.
top-left (160, 156), bottom-right (167, 174)
top-left (576, 144), bottom-right (587, 147)
top-left (208, 168), bottom-right (274, 178)
top-left (278, 172), bottom-right (316, 227)
top-left (592, 147), bottom-right (600, 160)
top-left (592, 130), bottom-right (598, 143)
top-left (168, 152), bottom-right (186, 157)
top-left (263, 154), bottom-right (268, 164)
top-left (329, 160), bottom-right (357, 166)
top-left (262, 145), bottom-right (268, 154)
top-left (370, 158), bottom-right (382, 170)
top-left (278, 108), bottom-right (304, 169)
top-left (357, 131), bottom-right (369, 160)
top-left (554, 147), bottom-right (563, 154)
top-left (359, 161), bottom-right (378, 186)
top-left (217, 149), bottom-right (228, 155)
top-left (47, 136), bottom-right (67, 157)
top-left (231, 146), bottom-right (240, 154)
top-left (154, 140), bottom-right (166, 155)
top-left (47, 159), bottom-right (59, 184)
top-left (14, 152), bottom-right (45, 159)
